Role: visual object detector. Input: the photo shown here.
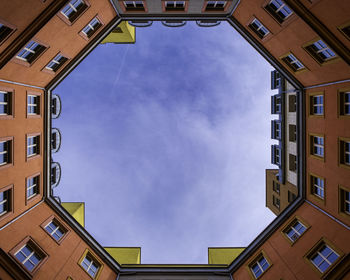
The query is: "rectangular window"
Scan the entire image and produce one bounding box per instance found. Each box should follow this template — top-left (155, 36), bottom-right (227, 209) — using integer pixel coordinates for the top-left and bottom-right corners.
top-left (61, 0), bottom-right (88, 23)
top-left (339, 139), bottom-right (350, 166)
top-left (165, 1), bottom-right (186, 11)
top-left (310, 94), bottom-right (323, 115)
top-left (16, 40), bottom-right (46, 64)
top-left (339, 187), bottom-right (350, 215)
top-left (0, 22), bottom-right (14, 44)
top-left (273, 181), bottom-right (280, 194)
top-left (288, 190), bottom-right (296, 203)
top-left (27, 93), bottom-right (40, 116)
top-left (205, 1), bottom-right (227, 11)
top-left (272, 145), bottom-right (281, 165)
top-left (273, 195), bottom-right (280, 209)
top-left (27, 135), bottom-right (40, 158)
top-left (304, 39), bottom-right (337, 64)
top-left (284, 219), bottom-right (306, 242)
top-left (271, 70), bottom-right (281, 90)
top-left (339, 91), bottom-right (350, 116)
top-left (45, 54), bottom-right (68, 72)
top-left (289, 124), bottom-right (296, 142)
top-left (123, 1), bottom-right (145, 11)
top-left (248, 18), bottom-right (270, 39)
top-left (308, 243), bottom-right (339, 274)
top-left (249, 254), bottom-right (270, 279)
top-left (0, 138), bottom-right (12, 167)
top-left (80, 251), bottom-right (102, 278)
top-left (310, 135), bottom-right (324, 158)
top-left (282, 53), bottom-right (305, 72)
top-left (288, 94), bottom-right (296, 112)
top-left (289, 154), bottom-right (297, 172)
top-left (0, 90), bottom-right (12, 117)
top-left (265, 0), bottom-right (293, 23)
top-left (44, 219), bottom-right (66, 242)
top-left (271, 94), bottom-right (281, 114)
top-left (271, 120), bottom-right (281, 140)
top-left (82, 17), bottom-right (102, 38)
top-left (26, 174), bottom-right (40, 200)
top-left (0, 187), bottom-right (12, 217)
top-left (310, 174), bottom-right (324, 199)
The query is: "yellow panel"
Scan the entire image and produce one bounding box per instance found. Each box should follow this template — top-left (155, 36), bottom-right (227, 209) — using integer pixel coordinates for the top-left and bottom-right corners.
top-left (105, 247), bottom-right (141, 264)
top-left (208, 248), bottom-right (245, 265)
top-left (100, 21), bottom-right (135, 44)
top-left (61, 202), bottom-right (85, 227)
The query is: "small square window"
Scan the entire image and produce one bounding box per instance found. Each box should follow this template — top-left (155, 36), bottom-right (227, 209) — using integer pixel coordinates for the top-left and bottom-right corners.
top-left (0, 138), bottom-right (12, 168)
top-left (339, 187), bottom-right (350, 216)
top-left (0, 186), bottom-right (12, 218)
top-left (265, 0), bottom-right (293, 24)
top-left (310, 135), bottom-right (324, 158)
top-left (26, 174), bottom-right (40, 201)
top-left (45, 54), bottom-right (68, 72)
top-left (283, 219), bottom-right (307, 243)
top-left (339, 91), bottom-right (350, 116)
top-left (307, 241), bottom-right (340, 274)
top-left (27, 134), bottom-right (40, 158)
top-left (0, 90), bottom-right (13, 118)
top-left (273, 195), bottom-right (280, 209)
top-left (61, 0), bottom-right (88, 23)
top-left (289, 154), bottom-right (297, 172)
top-left (79, 251), bottom-right (102, 279)
top-left (248, 18), bottom-right (270, 39)
top-left (82, 17), bottom-right (102, 38)
top-left (304, 39), bottom-right (337, 64)
top-left (16, 40), bottom-right (46, 65)
top-left (27, 92), bottom-right (41, 117)
top-left (165, 1), bottom-right (186, 11)
top-left (205, 1), bottom-right (227, 11)
top-left (281, 53), bottom-right (305, 72)
top-left (289, 124), bottom-right (296, 142)
top-left (249, 253), bottom-right (270, 279)
top-left (272, 180), bottom-right (280, 194)
top-left (288, 94), bottom-right (296, 112)
top-left (123, 1), bottom-right (145, 11)
top-left (310, 174), bottom-right (324, 199)
top-left (41, 216), bottom-right (69, 244)
top-left (339, 139), bottom-right (350, 167)
top-left (10, 237), bottom-right (48, 275)
top-left (0, 22), bottom-right (14, 45)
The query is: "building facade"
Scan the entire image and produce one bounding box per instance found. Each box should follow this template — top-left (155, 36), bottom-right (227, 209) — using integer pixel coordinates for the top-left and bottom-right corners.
top-left (0, 0), bottom-right (349, 279)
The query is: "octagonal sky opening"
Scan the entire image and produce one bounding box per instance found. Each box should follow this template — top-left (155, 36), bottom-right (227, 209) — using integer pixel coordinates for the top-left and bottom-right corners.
top-left (52, 20), bottom-right (282, 264)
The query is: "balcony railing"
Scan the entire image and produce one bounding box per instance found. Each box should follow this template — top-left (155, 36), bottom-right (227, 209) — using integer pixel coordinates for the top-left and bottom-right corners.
top-left (161, 20), bottom-right (186, 27)
top-left (196, 20), bottom-right (221, 27)
top-left (129, 20), bottom-right (153, 27)
top-left (51, 94), bottom-right (62, 119)
top-left (51, 162), bottom-right (61, 188)
top-left (51, 128), bottom-right (62, 153)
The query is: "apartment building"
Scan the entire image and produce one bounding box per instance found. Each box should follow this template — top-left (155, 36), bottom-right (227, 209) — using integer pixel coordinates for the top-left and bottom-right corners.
top-left (0, 0), bottom-right (349, 279)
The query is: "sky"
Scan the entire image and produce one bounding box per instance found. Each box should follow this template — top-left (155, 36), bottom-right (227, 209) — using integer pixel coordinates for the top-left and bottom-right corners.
top-left (53, 20), bottom-right (277, 264)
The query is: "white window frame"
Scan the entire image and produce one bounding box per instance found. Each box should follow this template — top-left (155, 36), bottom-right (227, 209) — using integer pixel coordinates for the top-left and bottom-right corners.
top-left (27, 176), bottom-right (39, 199)
top-left (344, 190), bottom-right (350, 214)
top-left (286, 53), bottom-right (305, 70)
top-left (45, 54), bottom-right (66, 71)
top-left (123, 1), bottom-right (144, 8)
top-left (27, 95), bottom-right (39, 115)
top-left (344, 92), bottom-right (350, 115)
top-left (81, 254), bottom-right (100, 278)
top-left (165, 1), bottom-right (185, 8)
top-left (312, 136), bottom-right (324, 157)
top-left (312, 176), bottom-right (324, 199)
top-left (0, 189), bottom-right (10, 216)
top-left (250, 255), bottom-right (270, 279)
top-left (206, 1), bottom-right (227, 8)
top-left (15, 244), bottom-right (41, 272)
top-left (250, 18), bottom-right (270, 37)
top-left (27, 136), bottom-right (39, 157)
top-left (45, 220), bottom-right (65, 241)
top-left (312, 40), bottom-right (336, 60)
top-left (269, 0), bottom-right (293, 20)
top-left (82, 17), bottom-right (101, 37)
top-left (0, 140), bottom-right (10, 166)
top-left (343, 141), bottom-right (350, 165)
top-left (0, 91), bottom-right (10, 116)
top-left (285, 220), bottom-right (306, 242)
top-left (310, 244), bottom-right (339, 273)
top-left (61, 0), bottom-right (84, 19)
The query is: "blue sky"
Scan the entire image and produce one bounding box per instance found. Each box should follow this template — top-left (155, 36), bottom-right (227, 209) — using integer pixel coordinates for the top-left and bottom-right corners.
top-left (53, 21), bottom-right (276, 264)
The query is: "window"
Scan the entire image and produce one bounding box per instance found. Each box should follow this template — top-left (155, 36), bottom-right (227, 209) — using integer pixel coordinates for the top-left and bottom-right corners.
top-left (308, 242), bottom-right (340, 274)
top-left (26, 174), bottom-right (40, 200)
top-left (339, 22), bottom-right (350, 40)
top-left (16, 40), bottom-right (46, 64)
top-left (249, 254), bottom-right (270, 279)
top-left (0, 138), bottom-right (12, 167)
top-left (265, 0), bottom-right (293, 23)
top-left (27, 92), bottom-right (40, 116)
top-left (10, 237), bottom-right (48, 274)
top-left (339, 187), bottom-right (350, 215)
top-left (304, 39), bottom-right (337, 64)
top-left (0, 22), bottom-right (14, 44)
top-left (0, 90), bottom-right (13, 117)
top-left (289, 154), bottom-right (297, 172)
top-left (281, 53), bottom-right (305, 72)
top-left (339, 91), bottom-right (350, 116)
top-left (289, 124), bottom-right (296, 142)
top-left (284, 219), bottom-right (306, 242)
top-left (310, 174), bottom-right (324, 199)
top-left (248, 18), bottom-right (270, 39)
top-left (271, 94), bottom-right (281, 114)
top-left (339, 139), bottom-right (350, 166)
top-left (42, 217), bottom-right (68, 243)
top-left (288, 94), bottom-right (296, 112)
top-left (82, 17), bottom-right (102, 38)
top-left (79, 251), bottom-right (102, 278)
top-left (61, 0), bottom-right (88, 23)
top-left (271, 120), bottom-right (281, 140)
top-left (45, 54), bottom-right (68, 72)
top-left (272, 145), bottom-right (281, 165)
top-left (123, 1), bottom-right (145, 11)
top-left (310, 135), bottom-right (324, 158)
top-left (310, 94), bottom-right (323, 116)
top-left (165, 1), bottom-right (186, 11)
top-left (271, 70), bottom-right (281, 90)
top-left (27, 135), bottom-right (40, 158)
top-left (0, 186), bottom-right (12, 217)
top-left (288, 190), bottom-right (296, 203)
top-left (205, 1), bottom-right (227, 11)
top-left (273, 195), bottom-right (280, 209)
top-left (273, 180), bottom-right (280, 194)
